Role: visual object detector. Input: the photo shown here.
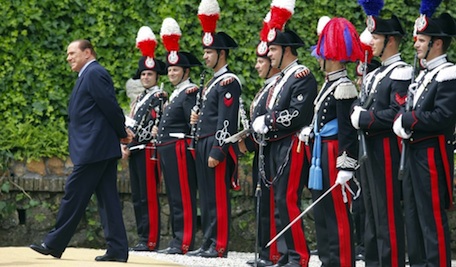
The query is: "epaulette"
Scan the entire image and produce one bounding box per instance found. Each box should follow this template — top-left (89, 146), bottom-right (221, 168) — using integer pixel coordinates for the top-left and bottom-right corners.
top-left (186, 86), bottom-right (198, 94)
top-left (436, 65), bottom-right (456, 82)
top-left (334, 82), bottom-right (358, 100)
top-left (390, 65), bottom-right (413, 81)
top-left (221, 76), bottom-right (235, 86)
top-left (294, 67), bottom-right (310, 79)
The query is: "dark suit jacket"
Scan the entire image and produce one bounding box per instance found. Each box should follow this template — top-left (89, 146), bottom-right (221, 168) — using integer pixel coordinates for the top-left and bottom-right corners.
top-left (68, 61), bottom-right (127, 165)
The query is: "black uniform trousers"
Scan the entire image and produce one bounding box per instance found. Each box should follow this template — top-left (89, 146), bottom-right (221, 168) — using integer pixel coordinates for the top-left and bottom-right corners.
top-left (268, 135), bottom-right (310, 266)
top-left (195, 136), bottom-right (234, 256)
top-left (360, 134), bottom-right (405, 267)
top-left (44, 158), bottom-right (128, 258)
top-left (403, 137), bottom-right (452, 267)
top-left (129, 147), bottom-right (160, 250)
top-left (157, 139), bottom-right (197, 253)
top-left (251, 143), bottom-right (281, 263)
top-left (311, 139), bottom-right (355, 267)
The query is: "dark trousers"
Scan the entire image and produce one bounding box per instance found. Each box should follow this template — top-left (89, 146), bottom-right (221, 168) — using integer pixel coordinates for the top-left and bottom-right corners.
top-left (252, 144), bottom-right (281, 263)
top-left (44, 158), bottom-right (128, 258)
top-left (158, 140), bottom-right (197, 253)
top-left (195, 137), bottom-right (234, 256)
top-left (312, 140), bottom-right (354, 267)
top-left (268, 136), bottom-right (310, 266)
top-left (361, 136), bottom-right (405, 267)
top-left (129, 148), bottom-right (160, 249)
top-left (403, 139), bottom-right (452, 267)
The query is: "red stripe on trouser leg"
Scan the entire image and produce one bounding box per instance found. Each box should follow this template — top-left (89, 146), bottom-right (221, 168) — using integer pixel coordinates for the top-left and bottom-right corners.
top-left (145, 146), bottom-right (160, 250)
top-left (383, 138), bottom-right (399, 267)
top-left (176, 140), bottom-right (193, 253)
top-left (438, 136), bottom-right (453, 209)
top-left (215, 159), bottom-right (228, 256)
top-left (287, 137), bottom-right (310, 265)
top-left (268, 186), bottom-right (280, 263)
top-left (327, 141), bottom-right (353, 266)
top-left (427, 147), bottom-right (447, 265)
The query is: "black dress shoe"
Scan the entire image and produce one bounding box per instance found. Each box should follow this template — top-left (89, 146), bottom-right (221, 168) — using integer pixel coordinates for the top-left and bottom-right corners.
top-left (199, 247), bottom-right (227, 258)
top-left (129, 242), bottom-right (151, 251)
top-left (186, 247), bottom-right (205, 256)
top-left (247, 258), bottom-right (274, 267)
top-left (30, 243), bottom-right (62, 259)
top-left (158, 247), bottom-right (182, 255)
top-left (95, 253), bottom-right (128, 262)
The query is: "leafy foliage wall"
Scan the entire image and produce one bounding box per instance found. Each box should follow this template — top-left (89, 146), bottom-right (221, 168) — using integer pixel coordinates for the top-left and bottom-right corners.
top-left (0, 0), bottom-right (454, 167)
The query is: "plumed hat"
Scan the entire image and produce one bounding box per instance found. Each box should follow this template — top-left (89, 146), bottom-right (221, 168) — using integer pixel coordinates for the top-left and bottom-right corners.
top-left (316, 17), bottom-right (364, 62)
top-left (356, 28), bottom-right (376, 75)
top-left (198, 0), bottom-right (238, 49)
top-left (415, 0), bottom-right (456, 37)
top-left (310, 16), bottom-right (331, 59)
top-left (359, 28), bottom-right (374, 62)
top-left (359, 0), bottom-right (405, 36)
top-left (134, 26), bottom-right (166, 78)
top-left (266, 0), bottom-right (304, 48)
top-left (160, 18), bottom-right (202, 68)
top-left (256, 12), bottom-right (272, 57)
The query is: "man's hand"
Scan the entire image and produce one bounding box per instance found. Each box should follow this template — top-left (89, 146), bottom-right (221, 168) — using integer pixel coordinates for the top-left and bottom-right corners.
top-left (335, 170), bottom-right (353, 185)
top-left (298, 126), bottom-right (313, 144)
top-left (393, 115), bottom-right (411, 139)
top-left (151, 125), bottom-right (158, 138)
top-left (121, 144), bottom-right (130, 159)
top-left (190, 110), bottom-right (199, 125)
top-left (238, 139), bottom-right (248, 154)
top-left (208, 156), bottom-right (220, 168)
top-left (350, 106), bottom-right (366, 130)
top-left (252, 115), bottom-right (268, 134)
top-left (120, 128), bottom-right (134, 144)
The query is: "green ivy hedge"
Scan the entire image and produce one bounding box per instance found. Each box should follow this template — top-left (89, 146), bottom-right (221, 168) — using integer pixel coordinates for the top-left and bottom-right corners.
top-left (0, 0), bottom-right (454, 169)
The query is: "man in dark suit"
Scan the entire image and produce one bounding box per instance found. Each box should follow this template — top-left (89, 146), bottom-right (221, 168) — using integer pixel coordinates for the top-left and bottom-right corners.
top-left (30, 39), bottom-right (133, 262)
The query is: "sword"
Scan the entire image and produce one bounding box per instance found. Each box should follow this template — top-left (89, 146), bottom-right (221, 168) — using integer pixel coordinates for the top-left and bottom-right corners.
top-left (266, 183), bottom-right (339, 248)
top-left (224, 128), bottom-right (252, 143)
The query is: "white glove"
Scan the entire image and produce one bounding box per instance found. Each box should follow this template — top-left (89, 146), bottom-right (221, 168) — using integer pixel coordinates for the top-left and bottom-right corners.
top-left (393, 115), bottom-right (412, 139)
top-left (298, 126), bottom-right (313, 143)
top-left (252, 115), bottom-right (269, 134)
top-left (335, 170), bottom-right (353, 185)
top-left (350, 106), bottom-right (366, 130)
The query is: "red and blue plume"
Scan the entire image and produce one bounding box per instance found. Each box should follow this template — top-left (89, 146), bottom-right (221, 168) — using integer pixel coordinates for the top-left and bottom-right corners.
top-left (358, 0), bottom-right (384, 16)
top-left (160, 18), bottom-right (182, 52)
top-left (198, 0), bottom-right (220, 33)
top-left (268, 0), bottom-right (295, 31)
top-left (420, 0), bottom-right (443, 16)
top-left (136, 26), bottom-right (157, 58)
top-left (317, 18), bottom-right (364, 62)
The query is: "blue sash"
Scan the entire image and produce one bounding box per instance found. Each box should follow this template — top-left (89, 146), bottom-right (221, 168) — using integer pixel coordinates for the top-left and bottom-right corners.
top-left (308, 118), bottom-right (338, 190)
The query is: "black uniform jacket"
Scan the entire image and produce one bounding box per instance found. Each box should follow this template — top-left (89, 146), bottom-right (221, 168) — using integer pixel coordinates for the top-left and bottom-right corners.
top-left (157, 79), bottom-right (197, 145)
top-left (263, 61), bottom-right (318, 141)
top-left (357, 55), bottom-right (412, 137)
top-left (196, 67), bottom-right (242, 161)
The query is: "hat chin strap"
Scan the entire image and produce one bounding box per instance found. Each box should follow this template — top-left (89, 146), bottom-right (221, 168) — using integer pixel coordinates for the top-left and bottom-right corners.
top-left (424, 39), bottom-right (434, 61)
top-left (178, 71), bottom-right (186, 85)
top-left (277, 46), bottom-right (285, 70)
top-left (379, 35), bottom-right (389, 58)
top-left (212, 50), bottom-right (221, 70)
